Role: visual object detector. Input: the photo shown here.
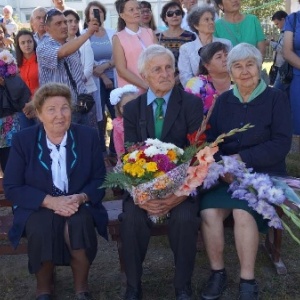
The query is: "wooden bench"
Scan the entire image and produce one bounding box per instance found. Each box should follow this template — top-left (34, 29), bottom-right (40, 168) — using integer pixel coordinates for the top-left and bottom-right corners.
top-left (103, 199), bottom-right (290, 275)
top-left (0, 177), bottom-right (291, 275)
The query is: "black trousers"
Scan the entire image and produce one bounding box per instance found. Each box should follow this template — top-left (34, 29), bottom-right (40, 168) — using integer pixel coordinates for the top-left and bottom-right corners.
top-left (119, 194), bottom-right (200, 291)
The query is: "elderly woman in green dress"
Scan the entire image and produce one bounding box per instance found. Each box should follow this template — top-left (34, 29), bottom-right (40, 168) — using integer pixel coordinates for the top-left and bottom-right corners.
top-left (199, 43), bottom-right (291, 300)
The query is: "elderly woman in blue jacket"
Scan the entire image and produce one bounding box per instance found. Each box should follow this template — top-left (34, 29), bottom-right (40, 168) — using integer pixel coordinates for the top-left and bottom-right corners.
top-left (199, 43), bottom-right (292, 300)
top-left (4, 83), bottom-right (108, 300)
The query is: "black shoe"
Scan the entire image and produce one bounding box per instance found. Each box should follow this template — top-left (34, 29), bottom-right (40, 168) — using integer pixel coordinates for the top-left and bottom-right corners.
top-left (238, 282), bottom-right (259, 300)
top-left (175, 285), bottom-right (192, 300)
top-left (123, 286), bottom-right (142, 300)
top-left (201, 270), bottom-right (227, 300)
top-left (74, 292), bottom-right (93, 300)
top-left (36, 294), bottom-right (52, 300)
top-left (176, 290), bottom-right (191, 300)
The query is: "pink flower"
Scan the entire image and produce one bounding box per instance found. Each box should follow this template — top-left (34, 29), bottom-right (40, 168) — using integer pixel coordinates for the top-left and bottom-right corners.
top-left (7, 63), bottom-right (17, 76)
top-left (175, 164), bottom-right (209, 196)
top-left (196, 146), bottom-right (218, 166)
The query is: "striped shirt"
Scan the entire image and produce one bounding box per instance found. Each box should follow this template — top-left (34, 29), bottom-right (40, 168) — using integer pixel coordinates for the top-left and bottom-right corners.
top-left (36, 36), bottom-right (86, 103)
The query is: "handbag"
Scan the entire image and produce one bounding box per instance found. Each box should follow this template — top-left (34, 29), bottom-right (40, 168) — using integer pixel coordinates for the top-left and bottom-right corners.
top-left (76, 93), bottom-right (95, 114)
top-left (64, 61), bottom-right (95, 114)
top-left (269, 65), bottom-right (278, 86)
top-left (279, 61), bottom-right (293, 84)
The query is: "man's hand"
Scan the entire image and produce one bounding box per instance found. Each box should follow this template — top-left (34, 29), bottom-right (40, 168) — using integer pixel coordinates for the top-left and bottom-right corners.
top-left (86, 18), bottom-right (100, 36)
top-left (138, 194), bottom-right (187, 216)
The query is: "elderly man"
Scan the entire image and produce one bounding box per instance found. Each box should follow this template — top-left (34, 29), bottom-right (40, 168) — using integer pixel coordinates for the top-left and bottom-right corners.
top-left (37, 9), bottom-right (97, 123)
top-left (120, 45), bottom-right (203, 300)
top-left (31, 7), bottom-right (48, 44)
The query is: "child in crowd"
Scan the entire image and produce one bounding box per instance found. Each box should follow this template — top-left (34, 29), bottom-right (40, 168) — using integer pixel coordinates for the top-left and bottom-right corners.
top-left (110, 84), bottom-right (139, 162)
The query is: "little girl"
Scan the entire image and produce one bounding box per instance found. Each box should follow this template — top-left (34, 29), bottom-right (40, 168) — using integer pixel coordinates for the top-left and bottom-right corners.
top-left (110, 84), bottom-right (139, 162)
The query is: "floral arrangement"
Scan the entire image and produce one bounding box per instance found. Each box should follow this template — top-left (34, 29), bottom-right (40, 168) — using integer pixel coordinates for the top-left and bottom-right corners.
top-left (103, 120), bottom-right (252, 205)
top-left (0, 50), bottom-right (17, 78)
top-left (110, 84), bottom-right (139, 106)
top-left (202, 155), bottom-right (300, 244)
top-left (104, 138), bottom-right (190, 204)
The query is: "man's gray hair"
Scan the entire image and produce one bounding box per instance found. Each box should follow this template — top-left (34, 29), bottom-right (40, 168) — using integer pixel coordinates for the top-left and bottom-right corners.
top-left (31, 6), bottom-right (47, 17)
top-left (187, 5), bottom-right (215, 34)
top-left (138, 44), bottom-right (175, 75)
top-left (227, 43), bottom-right (263, 72)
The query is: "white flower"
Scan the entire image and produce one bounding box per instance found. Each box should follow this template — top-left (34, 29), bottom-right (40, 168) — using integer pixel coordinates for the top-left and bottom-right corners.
top-left (110, 84), bottom-right (139, 105)
top-left (129, 150), bottom-right (139, 160)
top-left (0, 50), bottom-right (14, 64)
top-left (144, 145), bottom-right (166, 157)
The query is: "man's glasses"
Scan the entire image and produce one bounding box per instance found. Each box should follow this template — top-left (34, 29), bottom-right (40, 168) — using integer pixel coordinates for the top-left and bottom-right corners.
top-left (44, 8), bottom-right (62, 24)
top-left (166, 9), bottom-right (182, 18)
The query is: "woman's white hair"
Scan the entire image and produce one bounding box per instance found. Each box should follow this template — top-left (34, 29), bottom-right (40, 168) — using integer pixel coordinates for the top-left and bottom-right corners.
top-left (227, 43), bottom-right (263, 72)
top-left (138, 44), bottom-right (175, 76)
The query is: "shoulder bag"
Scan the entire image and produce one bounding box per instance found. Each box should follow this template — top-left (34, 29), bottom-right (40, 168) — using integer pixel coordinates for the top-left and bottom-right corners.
top-left (64, 61), bottom-right (95, 114)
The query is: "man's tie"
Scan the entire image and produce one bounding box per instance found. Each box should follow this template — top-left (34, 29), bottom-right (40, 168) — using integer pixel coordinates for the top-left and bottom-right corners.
top-left (154, 98), bottom-right (164, 139)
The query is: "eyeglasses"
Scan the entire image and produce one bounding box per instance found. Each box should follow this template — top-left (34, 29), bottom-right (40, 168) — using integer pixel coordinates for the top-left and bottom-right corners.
top-left (44, 8), bottom-right (62, 24)
top-left (141, 8), bottom-right (152, 15)
top-left (166, 9), bottom-right (182, 18)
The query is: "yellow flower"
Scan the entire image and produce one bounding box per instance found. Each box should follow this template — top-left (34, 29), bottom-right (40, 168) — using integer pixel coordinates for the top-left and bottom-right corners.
top-left (122, 153), bottom-right (130, 163)
top-left (145, 162), bottom-right (158, 172)
top-left (136, 158), bottom-right (146, 166)
top-left (131, 164), bottom-right (145, 177)
top-left (167, 149), bottom-right (177, 162)
top-left (123, 163), bottom-right (132, 173)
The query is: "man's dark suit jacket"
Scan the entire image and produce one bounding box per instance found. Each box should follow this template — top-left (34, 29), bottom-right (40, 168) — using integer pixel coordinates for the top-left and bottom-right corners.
top-left (123, 86), bottom-right (204, 148)
top-left (4, 124), bottom-right (108, 249)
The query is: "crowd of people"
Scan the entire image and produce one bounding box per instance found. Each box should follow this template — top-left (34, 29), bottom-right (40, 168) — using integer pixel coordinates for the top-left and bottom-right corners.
top-left (0, 0), bottom-right (297, 300)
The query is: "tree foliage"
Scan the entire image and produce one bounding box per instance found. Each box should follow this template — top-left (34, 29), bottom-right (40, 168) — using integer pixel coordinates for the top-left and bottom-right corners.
top-left (240, 0), bottom-right (286, 20)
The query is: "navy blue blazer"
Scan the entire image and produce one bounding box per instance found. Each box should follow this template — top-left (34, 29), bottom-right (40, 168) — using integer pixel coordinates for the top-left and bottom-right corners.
top-left (124, 86), bottom-right (204, 148)
top-left (4, 123), bottom-right (108, 248)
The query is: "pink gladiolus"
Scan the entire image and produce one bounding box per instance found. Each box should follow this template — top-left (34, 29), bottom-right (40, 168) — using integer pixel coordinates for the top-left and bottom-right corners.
top-left (196, 146), bottom-right (218, 166)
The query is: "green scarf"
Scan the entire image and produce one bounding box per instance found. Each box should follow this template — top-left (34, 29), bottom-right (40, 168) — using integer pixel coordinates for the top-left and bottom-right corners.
top-left (233, 79), bottom-right (267, 103)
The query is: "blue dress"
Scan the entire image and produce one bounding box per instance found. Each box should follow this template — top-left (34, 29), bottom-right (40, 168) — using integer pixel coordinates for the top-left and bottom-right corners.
top-left (284, 11), bottom-right (300, 134)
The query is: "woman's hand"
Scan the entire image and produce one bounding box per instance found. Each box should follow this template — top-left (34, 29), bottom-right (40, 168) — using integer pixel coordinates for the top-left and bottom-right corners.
top-left (100, 74), bottom-right (113, 89)
top-left (42, 195), bottom-right (80, 217)
top-left (93, 63), bottom-right (111, 77)
top-left (23, 102), bottom-right (36, 119)
top-left (0, 77), bottom-right (4, 86)
top-left (138, 194), bottom-right (187, 216)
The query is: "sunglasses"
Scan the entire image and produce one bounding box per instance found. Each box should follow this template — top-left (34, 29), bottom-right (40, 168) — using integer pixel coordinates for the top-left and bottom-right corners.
top-left (44, 8), bottom-right (62, 24)
top-left (166, 9), bottom-right (182, 18)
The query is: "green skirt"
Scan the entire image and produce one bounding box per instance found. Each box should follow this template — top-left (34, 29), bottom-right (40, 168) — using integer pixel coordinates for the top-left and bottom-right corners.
top-left (199, 182), bottom-right (269, 234)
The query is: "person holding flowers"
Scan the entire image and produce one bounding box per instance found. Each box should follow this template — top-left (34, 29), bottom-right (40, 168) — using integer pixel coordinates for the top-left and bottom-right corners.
top-left (109, 84), bottom-right (139, 162)
top-left (119, 44), bottom-right (203, 300)
top-left (0, 48), bottom-right (30, 172)
top-left (199, 43), bottom-right (292, 300)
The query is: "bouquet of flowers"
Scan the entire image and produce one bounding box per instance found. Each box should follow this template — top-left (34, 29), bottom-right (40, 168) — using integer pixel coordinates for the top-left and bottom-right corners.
top-left (0, 50), bottom-right (17, 78)
top-left (102, 116), bottom-right (252, 205)
top-left (104, 138), bottom-right (194, 204)
top-left (202, 155), bottom-right (300, 244)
